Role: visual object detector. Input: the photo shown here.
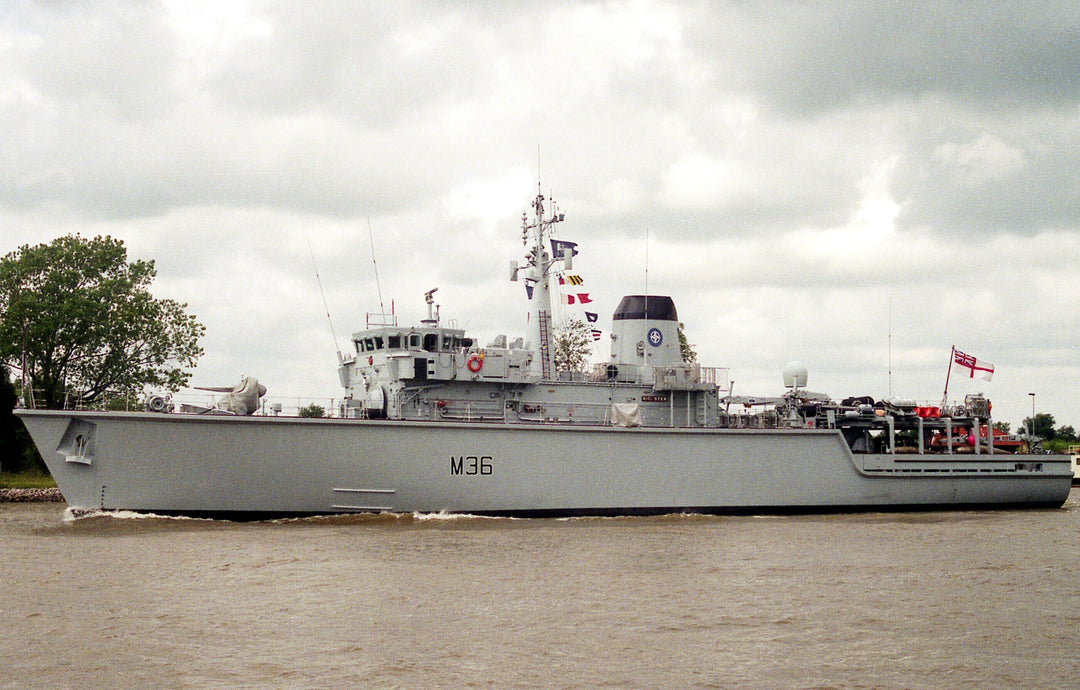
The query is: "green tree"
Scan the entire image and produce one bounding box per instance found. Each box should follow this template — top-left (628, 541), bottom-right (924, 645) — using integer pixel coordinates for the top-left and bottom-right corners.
top-left (1020, 412), bottom-right (1056, 440)
top-left (0, 364), bottom-right (44, 473)
top-left (678, 322), bottom-right (697, 364)
top-left (553, 318), bottom-right (592, 372)
top-left (298, 403), bottom-right (326, 418)
top-left (1055, 425), bottom-right (1077, 443)
top-left (0, 235), bottom-right (205, 409)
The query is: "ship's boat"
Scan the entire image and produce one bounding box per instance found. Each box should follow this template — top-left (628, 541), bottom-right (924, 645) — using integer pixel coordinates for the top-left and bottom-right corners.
top-left (15, 187), bottom-right (1073, 518)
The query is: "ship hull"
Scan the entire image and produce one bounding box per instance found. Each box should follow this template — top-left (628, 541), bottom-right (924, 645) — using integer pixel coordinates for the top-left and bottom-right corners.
top-left (17, 410), bottom-right (1073, 518)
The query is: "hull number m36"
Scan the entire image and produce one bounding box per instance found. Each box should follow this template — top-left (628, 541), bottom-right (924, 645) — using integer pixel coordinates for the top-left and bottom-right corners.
top-left (451, 455), bottom-right (493, 475)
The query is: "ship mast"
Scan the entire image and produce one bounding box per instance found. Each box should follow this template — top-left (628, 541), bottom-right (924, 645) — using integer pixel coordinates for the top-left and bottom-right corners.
top-left (518, 183), bottom-right (565, 380)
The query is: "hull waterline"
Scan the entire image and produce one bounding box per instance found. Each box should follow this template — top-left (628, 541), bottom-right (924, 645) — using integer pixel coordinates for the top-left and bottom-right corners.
top-left (18, 410), bottom-right (1073, 519)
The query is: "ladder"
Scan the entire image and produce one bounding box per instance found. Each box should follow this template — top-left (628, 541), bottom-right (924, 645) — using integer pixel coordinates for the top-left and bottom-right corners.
top-left (538, 310), bottom-right (552, 380)
top-left (695, 392), bottom-right (710, 427)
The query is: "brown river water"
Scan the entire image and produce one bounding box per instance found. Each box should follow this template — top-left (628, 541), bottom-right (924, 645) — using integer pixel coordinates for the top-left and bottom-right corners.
top-left (2, 490), bottom-right (1079, 689)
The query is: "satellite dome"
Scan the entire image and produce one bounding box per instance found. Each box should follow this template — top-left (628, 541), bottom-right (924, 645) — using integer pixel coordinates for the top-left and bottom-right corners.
top-left (783, 362), bottom-right (808, 388)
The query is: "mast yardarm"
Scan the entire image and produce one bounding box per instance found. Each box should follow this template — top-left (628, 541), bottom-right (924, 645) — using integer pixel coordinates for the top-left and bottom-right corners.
top-left (518, 186), bottom-right (566, 380)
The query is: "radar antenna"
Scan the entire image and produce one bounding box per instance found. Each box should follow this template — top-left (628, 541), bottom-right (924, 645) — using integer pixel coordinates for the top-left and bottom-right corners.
top-left (423, 287), bottom-right (440, 326)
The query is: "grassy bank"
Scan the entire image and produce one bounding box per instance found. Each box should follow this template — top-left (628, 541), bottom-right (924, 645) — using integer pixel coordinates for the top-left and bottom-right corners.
top-left (0, 471), bottom-right (57, 489)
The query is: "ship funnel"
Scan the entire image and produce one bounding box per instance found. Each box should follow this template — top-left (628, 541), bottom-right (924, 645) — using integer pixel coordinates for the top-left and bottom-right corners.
top-left (609, 295), bottom-right (682, 373)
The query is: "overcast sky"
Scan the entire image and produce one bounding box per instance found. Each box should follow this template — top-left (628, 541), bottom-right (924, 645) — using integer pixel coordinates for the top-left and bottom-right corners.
top-left (3, 1), bottom-right (1078, 429)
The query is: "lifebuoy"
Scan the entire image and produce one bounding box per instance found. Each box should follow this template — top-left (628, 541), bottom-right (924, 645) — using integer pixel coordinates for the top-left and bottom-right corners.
top-left (467, 354), bottom-right (484, 372)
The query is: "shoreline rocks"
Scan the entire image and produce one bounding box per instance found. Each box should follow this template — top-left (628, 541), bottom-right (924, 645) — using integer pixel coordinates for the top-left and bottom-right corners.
top-left (0, 487), bottom-right (65, 502)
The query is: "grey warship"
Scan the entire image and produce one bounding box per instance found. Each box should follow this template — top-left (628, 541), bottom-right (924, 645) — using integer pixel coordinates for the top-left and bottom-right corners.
top-left (16, 187), bottom-right (1073, 517)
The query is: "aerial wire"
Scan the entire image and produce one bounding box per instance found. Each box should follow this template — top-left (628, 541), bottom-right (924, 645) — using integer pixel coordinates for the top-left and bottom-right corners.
top-left (888, 297), bottom-right (893, 398)
top-left (368, 216), bottom-right (387, 319)
top-left (306, 234), bottom-right (341, 356)
top-left (644, 226), bottom-right (650, 316)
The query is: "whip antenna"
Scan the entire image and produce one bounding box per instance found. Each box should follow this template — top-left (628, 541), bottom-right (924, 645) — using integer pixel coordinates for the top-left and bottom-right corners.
top-left (307, 235), bottom-right (341, 356)
top-left (645, 226), bottom-right (650, 305)
top-left (368, 216), bottom-right (387, 318)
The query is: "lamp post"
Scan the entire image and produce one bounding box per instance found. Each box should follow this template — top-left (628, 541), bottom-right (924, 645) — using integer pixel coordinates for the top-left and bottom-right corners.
top-left (1028, 392), bottom-right (1035, 436)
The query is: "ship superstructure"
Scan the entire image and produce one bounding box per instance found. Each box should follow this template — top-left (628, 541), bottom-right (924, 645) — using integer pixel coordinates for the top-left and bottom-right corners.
top-left (336, 188), bottom-right (728, 429)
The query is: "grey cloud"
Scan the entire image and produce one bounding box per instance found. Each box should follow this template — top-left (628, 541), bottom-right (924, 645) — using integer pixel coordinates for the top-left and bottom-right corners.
top-left (13, 1), bottom-right (179, 118)
top-left (692, 3), bottom-right (1080, 114)
top-left (3, 0), bottom-right (1079, 428)
top-left (892, 108), bottom-right (1080, 235)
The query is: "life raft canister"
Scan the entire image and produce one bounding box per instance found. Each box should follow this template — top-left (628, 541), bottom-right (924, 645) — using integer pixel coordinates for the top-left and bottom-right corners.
top-left (467, 353), bottom-right (484, 372)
